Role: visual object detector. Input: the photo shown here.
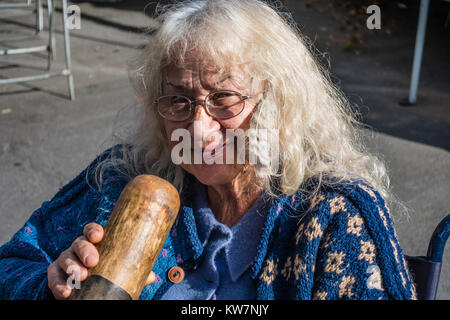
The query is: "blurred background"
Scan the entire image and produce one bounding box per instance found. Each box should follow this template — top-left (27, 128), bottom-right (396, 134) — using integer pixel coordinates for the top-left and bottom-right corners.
top-left (0, 0), bottom-right (449, 299)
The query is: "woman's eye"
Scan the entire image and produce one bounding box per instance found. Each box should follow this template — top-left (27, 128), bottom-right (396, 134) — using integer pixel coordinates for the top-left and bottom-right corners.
top-left (171, 97), bottom-right (188, 104)
top-left (211, 92), bottom-right (241, 107)
top-left (214, 92), bottom-right (233, 99)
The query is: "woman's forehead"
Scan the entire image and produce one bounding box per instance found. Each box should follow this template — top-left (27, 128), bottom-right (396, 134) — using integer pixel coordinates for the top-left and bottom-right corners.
top-left (163, 63), bottom-right (247, 88)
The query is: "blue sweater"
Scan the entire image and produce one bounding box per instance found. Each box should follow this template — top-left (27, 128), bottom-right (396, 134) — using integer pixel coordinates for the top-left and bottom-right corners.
top-left (0, 146), bottom-right (417, 300)
top-left (161, 179), bottom-right (268, 300)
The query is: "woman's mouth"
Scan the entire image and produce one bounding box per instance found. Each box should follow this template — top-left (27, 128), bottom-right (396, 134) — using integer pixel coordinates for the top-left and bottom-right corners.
top-left (190, 141), bottom-right (229, 162)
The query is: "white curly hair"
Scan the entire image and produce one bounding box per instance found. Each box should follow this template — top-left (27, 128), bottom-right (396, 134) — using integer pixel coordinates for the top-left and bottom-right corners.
top-left (91, 0), bottom-right (394, 208)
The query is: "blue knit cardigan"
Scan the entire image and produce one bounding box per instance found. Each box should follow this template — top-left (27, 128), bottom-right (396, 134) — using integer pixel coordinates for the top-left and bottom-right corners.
top-left (0, 146), bottom-right (417, 300)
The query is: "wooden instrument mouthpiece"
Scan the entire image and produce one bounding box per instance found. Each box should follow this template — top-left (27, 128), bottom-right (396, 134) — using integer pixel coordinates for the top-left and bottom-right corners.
top-left (71, 174), bottom-right (180, 300)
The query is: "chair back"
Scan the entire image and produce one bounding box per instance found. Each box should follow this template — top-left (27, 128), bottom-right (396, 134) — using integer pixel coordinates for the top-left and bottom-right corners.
top-left (406, 215), bottom-right (450, 300)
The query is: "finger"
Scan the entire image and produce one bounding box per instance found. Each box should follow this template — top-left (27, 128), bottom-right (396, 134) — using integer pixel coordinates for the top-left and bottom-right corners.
top-left (47, 263), bottom-right (73, 300)
top-left (71, 236), bottom-right (99, 268)
top-left (56, 250), bottom-right (88, 281)
top-left (83, 223), bottom-right (104, 244)
top-left (145, 271), bottom-right (157, 286)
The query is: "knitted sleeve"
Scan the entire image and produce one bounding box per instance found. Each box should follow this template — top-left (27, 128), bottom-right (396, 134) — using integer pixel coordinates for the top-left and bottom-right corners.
top-left (0, 147), bottom-right (121, 299)
top-left (309, 182), bottom-right (417, 300)
top-left (0, 208), bottom-right (56, 300)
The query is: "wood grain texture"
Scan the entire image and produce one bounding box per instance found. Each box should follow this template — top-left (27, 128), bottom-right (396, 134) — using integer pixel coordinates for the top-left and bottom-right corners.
top-left (73, 174), bottom-right (180, 300)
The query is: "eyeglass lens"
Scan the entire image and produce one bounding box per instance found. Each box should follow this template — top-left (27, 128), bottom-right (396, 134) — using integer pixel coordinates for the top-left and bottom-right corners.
top-left (157, 91), bottom-right (245, 121)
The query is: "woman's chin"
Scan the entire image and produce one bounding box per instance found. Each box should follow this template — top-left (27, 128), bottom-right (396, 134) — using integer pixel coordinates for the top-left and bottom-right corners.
top-left (181, 163), bottom-right (241, 186)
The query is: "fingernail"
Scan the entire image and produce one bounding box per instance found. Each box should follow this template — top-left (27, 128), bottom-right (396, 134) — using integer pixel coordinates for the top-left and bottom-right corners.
top-left (84, 255), bottom-right (94, 266)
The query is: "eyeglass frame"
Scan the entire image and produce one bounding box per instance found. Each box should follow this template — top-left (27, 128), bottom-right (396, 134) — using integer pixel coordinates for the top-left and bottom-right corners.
top-left (154, 89), bottom-right (254, 122)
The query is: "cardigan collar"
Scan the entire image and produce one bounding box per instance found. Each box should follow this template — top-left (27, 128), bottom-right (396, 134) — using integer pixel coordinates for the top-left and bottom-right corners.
top-left (192, 179), bottom-right (270, 281)
top-left (172, 174), bottom-right (300, 279)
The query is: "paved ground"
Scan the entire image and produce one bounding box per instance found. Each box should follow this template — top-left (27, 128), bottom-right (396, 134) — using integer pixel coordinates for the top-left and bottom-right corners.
top-left (0, 0), bottom-right (449, 299)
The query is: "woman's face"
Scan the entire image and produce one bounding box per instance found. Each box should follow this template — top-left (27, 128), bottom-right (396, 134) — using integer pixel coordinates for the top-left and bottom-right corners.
top-left (161, 62), bottom-right (260, 186)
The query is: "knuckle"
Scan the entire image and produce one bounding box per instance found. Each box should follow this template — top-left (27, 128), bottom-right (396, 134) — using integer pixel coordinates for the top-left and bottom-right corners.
top-left (61, 255), bottom-right (78, 273)
top-left (83, 223), bottom-right (101, 236)
top-left (47, 271), bottom-right (60, 290)
top-left (70, 237), bottom-right (83, 253)
top-left (72, 236), bottom-right (89, 252)
top-left (48, 262), bottom-right (60, 277)
top-left (73, 235), bottom-right (87, 246)
top-left (47, 262), bottom-right (56, 274)
top-left (58, 248), bottom-right (71, 260)
top-left (57, 250), bottom-right (72, 269)
top-left (73, 240), bottom-right (97, 265)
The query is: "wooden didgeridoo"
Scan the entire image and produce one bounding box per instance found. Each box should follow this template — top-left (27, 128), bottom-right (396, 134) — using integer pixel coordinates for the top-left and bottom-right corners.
top-left (70, 175), bottom-right (180, 300)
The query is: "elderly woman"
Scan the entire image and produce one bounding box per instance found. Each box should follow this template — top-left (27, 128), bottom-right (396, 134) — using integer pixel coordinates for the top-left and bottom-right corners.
top-left (0, 0), bottom-right (416, 300)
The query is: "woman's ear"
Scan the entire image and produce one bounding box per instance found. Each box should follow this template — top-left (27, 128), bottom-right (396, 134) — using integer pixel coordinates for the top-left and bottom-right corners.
top-left (250, 77), bottom-right (267, 99)
top-left (251, 79), bottom-right (267, 106)
top-left (259, 79), bottom-right (268, 99)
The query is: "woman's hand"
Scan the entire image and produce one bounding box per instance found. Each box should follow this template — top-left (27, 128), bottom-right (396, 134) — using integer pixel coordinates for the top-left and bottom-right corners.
top-left (47, 222), bottom-right (156, 300)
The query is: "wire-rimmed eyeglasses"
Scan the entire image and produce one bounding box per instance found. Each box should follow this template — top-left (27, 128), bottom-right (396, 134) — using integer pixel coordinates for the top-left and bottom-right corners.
top-left (154, 90), bottom-right (252, 122)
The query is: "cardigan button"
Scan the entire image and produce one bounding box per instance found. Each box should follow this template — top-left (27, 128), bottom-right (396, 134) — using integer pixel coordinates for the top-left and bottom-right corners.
top-left (168, 266), bottom-right (185, 283)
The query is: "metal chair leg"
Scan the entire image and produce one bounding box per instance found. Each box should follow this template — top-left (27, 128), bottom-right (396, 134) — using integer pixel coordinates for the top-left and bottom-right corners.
top-left (35, 0), bottom-right (44, 34)
top-left (48, 0), bottom-right (56, 60)
top-left (408, 0), bottom-right (430, 105)
top-left (61, 0), bottom-right (75, 100)
top-left (46, 0), bottom-right (54, 70)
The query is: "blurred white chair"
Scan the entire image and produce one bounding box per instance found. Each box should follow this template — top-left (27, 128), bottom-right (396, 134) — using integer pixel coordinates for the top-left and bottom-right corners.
top-left (0, 0), bottom-right (75, 100)
top-left (0, 0), bottom-right (43, 33)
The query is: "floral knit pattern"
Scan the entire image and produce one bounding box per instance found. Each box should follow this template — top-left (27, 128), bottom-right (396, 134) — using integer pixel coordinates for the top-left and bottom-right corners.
top-left (0, 145), bottom-right (417, 300)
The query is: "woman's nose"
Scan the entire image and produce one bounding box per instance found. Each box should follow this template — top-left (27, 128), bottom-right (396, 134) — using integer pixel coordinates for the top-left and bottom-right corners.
top-left (191, 99), bottom-right (209, 121)
top-left (188, 100), bottom-right (221, 146)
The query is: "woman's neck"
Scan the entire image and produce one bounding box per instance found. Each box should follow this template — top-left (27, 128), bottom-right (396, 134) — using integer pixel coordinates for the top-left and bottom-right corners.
top-left (206, 168), bottom-right (264, 227)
